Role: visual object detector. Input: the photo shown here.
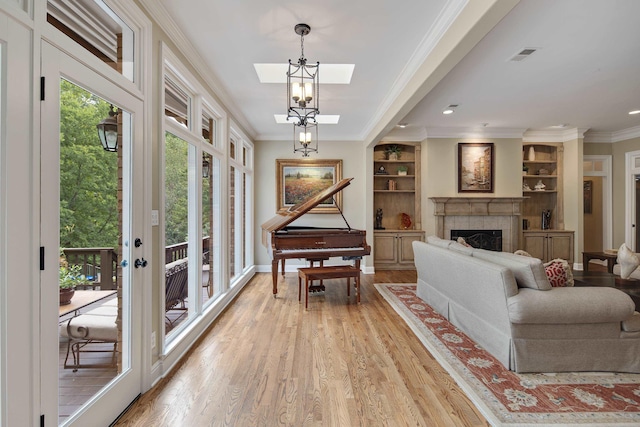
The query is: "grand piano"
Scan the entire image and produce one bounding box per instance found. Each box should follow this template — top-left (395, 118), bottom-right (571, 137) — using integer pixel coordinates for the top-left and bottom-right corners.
top-left (261, 177), bottom-right (371, 296)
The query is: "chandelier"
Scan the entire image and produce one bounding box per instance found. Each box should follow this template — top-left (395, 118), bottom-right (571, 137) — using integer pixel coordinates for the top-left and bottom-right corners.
top-left (287, 23), bottom-right (319, 157)
top-left (293, 119), bottom-right (318, 157)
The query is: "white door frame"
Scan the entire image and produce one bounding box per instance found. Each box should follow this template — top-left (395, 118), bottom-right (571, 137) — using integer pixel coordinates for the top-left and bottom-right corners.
top-left (583, 155), bottom-right (613, 251)
top-left (625, 150), bottom-right (640, 249)
top-left (0, 10), bottom-right (36, 427)
top-left (40, 41), bottom-right (144, 426)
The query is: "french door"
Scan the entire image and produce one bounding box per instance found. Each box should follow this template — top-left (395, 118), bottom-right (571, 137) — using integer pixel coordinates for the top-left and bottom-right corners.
top-left (40, 41), bottom-right (144, 426)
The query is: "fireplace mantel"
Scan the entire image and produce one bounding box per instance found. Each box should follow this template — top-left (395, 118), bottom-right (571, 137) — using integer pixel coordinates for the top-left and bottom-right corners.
top-left (429, 197), bottom-right (526, 252)
top-left (430, 197), bottom-right (526, 216)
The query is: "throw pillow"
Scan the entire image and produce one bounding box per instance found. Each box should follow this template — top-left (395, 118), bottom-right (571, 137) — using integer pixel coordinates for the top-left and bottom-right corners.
top-left (618, 243), bottom-right (640, 279)
top-left (543, 258), bottom-right (574, 287)
top-left (457, 237), bottom-right (472, 247)
top-left (514, 249), bottom-right (532, 257)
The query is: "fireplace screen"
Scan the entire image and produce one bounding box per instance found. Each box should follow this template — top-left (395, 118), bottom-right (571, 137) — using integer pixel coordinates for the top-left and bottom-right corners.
top-left (451, 230), bottom-right (502, 251)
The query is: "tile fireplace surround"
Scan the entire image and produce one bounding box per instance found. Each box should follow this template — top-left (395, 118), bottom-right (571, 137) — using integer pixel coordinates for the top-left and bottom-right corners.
top-left (430, 197), bottom-right (526, 253)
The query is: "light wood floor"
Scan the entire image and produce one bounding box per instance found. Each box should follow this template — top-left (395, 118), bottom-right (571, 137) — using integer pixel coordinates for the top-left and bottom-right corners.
top-left (114, 271), bottom-right (488, 426)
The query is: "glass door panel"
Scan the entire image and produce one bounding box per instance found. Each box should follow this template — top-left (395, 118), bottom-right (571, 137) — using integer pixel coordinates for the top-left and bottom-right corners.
top-left (41, 41), bottom-right (142, 426)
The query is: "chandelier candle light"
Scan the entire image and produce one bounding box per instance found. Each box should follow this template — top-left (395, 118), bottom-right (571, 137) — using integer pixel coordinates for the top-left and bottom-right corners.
top-left (287, 23), bottom-right (320, 157)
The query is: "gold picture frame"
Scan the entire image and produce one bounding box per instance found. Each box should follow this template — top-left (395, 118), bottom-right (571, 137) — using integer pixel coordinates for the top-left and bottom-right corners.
top-left (276, 159), bottom-right (343, 213)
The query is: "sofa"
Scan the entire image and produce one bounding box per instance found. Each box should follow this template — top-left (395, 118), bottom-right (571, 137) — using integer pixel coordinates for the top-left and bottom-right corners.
top-left (413, 236), bottom-right (640, 373)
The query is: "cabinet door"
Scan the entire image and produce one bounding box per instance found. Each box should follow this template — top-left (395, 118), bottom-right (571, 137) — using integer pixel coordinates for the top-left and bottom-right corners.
top-left (548, 233), bottom-right (574, 263)
top-left (374, 234), bottom-right (397, 264)
top-left (523, 233), bottom-right (547, 261)
top-left (398, 233), bottom-right (423, 265)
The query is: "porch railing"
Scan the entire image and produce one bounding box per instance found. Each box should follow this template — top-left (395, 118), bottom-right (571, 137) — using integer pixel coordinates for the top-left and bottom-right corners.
top-left (165, 237), bottom-right (211, 264)
top-left (63, 237), bottom-right (211, 290)
top-left (62, 248), bottom-right (118, 290)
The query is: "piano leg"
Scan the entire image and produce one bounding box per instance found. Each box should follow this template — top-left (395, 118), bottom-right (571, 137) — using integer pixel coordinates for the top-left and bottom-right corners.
top-left (271, 259), bottom-right (279, 297)
top-left (281, 258), bottom-right (285, 277)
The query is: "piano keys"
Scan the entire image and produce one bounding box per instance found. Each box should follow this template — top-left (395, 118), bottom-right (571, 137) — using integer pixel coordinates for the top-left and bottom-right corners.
top-left (261, 178), bottom-right (371, 296)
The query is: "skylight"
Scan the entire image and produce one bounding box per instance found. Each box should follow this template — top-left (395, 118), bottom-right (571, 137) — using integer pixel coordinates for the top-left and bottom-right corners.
top-left (274, 114), bottom-right (340, 124)
top-left (254, 64), bottom-right (355, 84)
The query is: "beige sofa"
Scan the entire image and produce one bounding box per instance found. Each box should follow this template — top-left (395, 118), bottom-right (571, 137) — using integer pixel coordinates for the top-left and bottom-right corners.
top-left (413, 236), bottom-right (640, 373)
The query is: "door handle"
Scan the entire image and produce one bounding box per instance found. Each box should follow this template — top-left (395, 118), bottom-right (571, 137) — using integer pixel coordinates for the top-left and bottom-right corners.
top-left (134, 258), bottom-right (148, 268)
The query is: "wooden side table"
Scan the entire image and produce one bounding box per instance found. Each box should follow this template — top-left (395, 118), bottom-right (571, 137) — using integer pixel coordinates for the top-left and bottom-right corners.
top-left (582, 251), bottom-right (618, 273)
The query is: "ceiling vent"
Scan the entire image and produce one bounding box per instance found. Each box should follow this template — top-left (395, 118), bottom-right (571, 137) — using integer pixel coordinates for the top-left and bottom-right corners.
top-left (509, 48), bottom-right (537, 62)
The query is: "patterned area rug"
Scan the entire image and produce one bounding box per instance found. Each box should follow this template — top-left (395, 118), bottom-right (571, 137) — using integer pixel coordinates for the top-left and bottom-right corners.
top-left (375, 284), bottom-right (640, 426)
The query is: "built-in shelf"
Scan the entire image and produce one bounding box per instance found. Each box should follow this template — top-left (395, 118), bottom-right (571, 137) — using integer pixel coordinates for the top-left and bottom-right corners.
top-left (373, 143), bottom-right (424, 270)
top-left (374, 190), bottom-right (416, 193)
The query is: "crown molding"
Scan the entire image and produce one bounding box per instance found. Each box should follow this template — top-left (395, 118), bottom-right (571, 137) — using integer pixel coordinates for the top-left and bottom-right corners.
top-left (583, 131), bottom-right (613, 143)
top-left (137, 0), bottom-right (256, 140)
top-left (523, 128), bottom-right (588, 143)
top-left (381, 127), bottom-right (428, 142)
top-left (426, 127), bottom-right (527, 139)
top-left (612, 125), bottom-right (640, 142)
top-left (581, 125), bottom-right (640, 143)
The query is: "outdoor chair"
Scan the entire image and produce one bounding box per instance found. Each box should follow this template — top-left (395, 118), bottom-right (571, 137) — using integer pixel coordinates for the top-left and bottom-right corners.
top-left (59, 298), bottom-right (118, 371)
top-left (165, 257), bottom-right (189, 327)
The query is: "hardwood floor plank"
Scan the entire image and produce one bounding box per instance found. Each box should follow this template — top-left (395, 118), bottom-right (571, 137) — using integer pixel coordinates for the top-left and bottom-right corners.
top-left (115, 271), bottom-right (487, 426)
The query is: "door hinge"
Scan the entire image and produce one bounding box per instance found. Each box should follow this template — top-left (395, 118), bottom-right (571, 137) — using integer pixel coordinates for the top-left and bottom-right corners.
top-left (40, 76), bottom-right (45, 101)
top-left (40, 246), bottom-right (45, 270)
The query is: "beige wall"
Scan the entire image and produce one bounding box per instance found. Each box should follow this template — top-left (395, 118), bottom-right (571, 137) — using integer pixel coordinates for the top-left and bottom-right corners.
top-left (254, 135), bottom-right (640, 271)
top-left (254, 140), bottom-right (368, 268)
top-left (421, 137), bottom-right (523, 236)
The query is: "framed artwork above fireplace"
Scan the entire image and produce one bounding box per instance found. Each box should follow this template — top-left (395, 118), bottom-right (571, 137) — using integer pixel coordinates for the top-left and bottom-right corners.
top-left (457, 143), bottom-right (494, 193)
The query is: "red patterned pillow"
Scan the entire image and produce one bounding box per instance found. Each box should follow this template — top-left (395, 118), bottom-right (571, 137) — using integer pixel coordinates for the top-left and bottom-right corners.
top-left (543, 259), bottom-right (574, 287)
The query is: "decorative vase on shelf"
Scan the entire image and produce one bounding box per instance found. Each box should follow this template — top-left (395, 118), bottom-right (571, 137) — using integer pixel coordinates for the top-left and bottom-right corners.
top-left (528, 146), bottom-right (536, 161)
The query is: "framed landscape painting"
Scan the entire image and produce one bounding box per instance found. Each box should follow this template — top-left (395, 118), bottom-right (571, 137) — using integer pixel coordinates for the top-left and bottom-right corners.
top-left (276, 159), bottom-right (343, 213)
top-left (458, 143), bottom-right (494, 193)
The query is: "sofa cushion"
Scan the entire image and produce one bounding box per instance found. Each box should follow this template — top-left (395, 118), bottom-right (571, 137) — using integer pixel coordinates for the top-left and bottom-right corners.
top-left (473, 249), bottom-right (552, 291)
top-left (426, 235), bottom-right (453, 249)
top-left (508, 287), bottom-right (635, 324)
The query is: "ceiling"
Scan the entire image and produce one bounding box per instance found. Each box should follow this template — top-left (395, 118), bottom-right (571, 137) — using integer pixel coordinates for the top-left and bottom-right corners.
top-left (149, 0), bottom-right (640, 145)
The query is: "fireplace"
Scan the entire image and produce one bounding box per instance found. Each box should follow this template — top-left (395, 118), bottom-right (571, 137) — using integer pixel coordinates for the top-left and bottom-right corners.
top-left (451, 229), bottom-right (502, 251)
top-left (430, 197), bottom-right (526, 253)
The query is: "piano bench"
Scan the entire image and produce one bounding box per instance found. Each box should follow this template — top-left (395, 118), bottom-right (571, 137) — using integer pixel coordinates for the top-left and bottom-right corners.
top-left (297, 265), bottom-right (360, 309)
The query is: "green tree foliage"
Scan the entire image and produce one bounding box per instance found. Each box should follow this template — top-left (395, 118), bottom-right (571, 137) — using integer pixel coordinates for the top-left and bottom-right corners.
top-left (59, 80), bottom-right (118, 248)
top-left (164, 132), bottom-right (189, 246)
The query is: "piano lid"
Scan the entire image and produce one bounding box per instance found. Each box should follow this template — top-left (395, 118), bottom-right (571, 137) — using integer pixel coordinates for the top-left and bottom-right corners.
top-left (261, 177), bottom-right (353, 233)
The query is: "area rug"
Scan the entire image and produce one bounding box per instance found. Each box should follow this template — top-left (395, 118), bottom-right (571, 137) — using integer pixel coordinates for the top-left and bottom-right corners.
top-left (375, 283), bottom-right (640, 426)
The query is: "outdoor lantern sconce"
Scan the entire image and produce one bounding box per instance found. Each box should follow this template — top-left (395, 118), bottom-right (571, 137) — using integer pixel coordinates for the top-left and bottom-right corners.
top-left (97, 104), bottom-right (119, 152)
top-left (202, 157), bottom-right (210, 179)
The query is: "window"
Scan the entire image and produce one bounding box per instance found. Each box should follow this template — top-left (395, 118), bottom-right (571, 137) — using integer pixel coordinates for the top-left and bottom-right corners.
top-left (228, 132), bottom-right (253, 282)
top-left (162, 45), bottom-right (252, 354)
top-left (165, 76), bottom-right (190, 128)
top-left (47, 0), bottom-right (136, 82)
